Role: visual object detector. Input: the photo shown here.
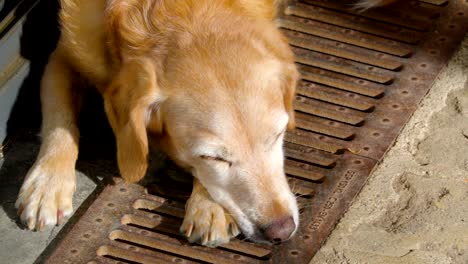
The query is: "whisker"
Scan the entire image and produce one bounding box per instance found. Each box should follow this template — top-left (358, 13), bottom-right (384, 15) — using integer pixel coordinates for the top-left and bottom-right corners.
top-left (238, 236), bottom-right (250, 242)
top-left (289, 179), bottom-right (299, 194)
top-left (294, 193), bottom-right (314, 200)
top-left (297, 205), bottom-right (314, 209)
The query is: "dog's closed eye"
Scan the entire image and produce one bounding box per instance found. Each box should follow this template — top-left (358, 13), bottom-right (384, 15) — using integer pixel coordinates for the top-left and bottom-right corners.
top-left (268, 126), bottom-right (287, 149)
top-left (273, 129), bottom-right (286, 143)
top-left (200, 155), bottom-right (233, 167)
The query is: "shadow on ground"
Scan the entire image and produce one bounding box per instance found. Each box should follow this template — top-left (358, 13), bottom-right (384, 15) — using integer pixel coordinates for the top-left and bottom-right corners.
top-left (0, 0), bottom-right (118, 233)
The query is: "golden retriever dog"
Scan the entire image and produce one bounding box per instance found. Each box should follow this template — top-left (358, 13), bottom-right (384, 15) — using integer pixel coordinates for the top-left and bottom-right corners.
top-left (15, 0), bottom-right (396, 247)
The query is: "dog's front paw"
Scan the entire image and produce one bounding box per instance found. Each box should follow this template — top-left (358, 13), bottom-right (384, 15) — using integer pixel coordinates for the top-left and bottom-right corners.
top-left (180, 195), bottom-right (240, 247)
top-left (15, 161), bottom-right (76, 231)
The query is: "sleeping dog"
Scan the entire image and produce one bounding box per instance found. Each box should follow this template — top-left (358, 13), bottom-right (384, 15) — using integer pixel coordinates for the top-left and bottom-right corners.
top-left (16, 0), bottom-right (398, 247)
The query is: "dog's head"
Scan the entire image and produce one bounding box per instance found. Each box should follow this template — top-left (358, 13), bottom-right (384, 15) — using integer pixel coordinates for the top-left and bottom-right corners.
top-left (106, 3), bottom-right (299, 243)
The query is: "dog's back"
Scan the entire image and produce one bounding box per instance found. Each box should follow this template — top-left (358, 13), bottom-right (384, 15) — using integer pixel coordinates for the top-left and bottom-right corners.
top-left (59, 0), bottom-right (109, 84)
top-left (57, 0), bottom-right (282, 88)
top-left (57, 0), bottom-right (394, 86)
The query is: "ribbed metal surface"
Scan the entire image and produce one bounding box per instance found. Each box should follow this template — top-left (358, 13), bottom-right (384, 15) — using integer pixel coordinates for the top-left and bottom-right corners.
top-left (46, 0), bottom-right (468, 263)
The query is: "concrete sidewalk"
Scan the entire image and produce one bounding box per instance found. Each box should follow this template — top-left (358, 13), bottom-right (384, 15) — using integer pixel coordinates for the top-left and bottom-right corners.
top-left (0, 96), bottom-right (122, 264)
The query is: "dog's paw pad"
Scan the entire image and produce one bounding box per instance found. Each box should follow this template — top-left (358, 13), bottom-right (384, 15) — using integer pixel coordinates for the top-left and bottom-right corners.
top-left (181, 200), bottom-right (239, 247)
top-left (15, 164), bottom-right (75, 231)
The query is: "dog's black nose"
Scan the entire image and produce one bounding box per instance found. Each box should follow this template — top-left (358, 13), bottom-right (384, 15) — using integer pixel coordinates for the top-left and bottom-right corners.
top-left (262, 216), bottom-right (296, 242)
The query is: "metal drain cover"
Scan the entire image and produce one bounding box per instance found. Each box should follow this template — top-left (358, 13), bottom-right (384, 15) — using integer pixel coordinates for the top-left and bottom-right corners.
top-left (46, 0), bottom-right (468, 263)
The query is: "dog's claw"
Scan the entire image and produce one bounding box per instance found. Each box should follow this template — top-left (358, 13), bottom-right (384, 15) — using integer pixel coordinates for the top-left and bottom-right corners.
top-left (181, 222), bottom-right (194, 238)
top-left (229, 222), bottom-right (240, 237)
top-left (17, 204), bottom-right (24, 217)
top-left (187, 223), bottom-right (194, 237)
top-left (27, 217), bottom-right (35, 230)
top-left (201, 233), bottom-right (209, 245)
top-left (57, 210), bottom-right (64, 225)
top-left (208, 230), bottom-right (215, 243)
top-left (37, 219), bottom-right (45, 231)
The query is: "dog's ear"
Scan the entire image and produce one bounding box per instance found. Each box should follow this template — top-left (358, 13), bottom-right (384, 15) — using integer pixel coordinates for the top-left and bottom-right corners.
top-left (281, 62), bottom-right (298, 130)
top-left (106, 0), bottom-right (159, 56)
top-left (262, 28), bottom-right (299, 130)
top-left (104, 58), bottom-right (162, 183)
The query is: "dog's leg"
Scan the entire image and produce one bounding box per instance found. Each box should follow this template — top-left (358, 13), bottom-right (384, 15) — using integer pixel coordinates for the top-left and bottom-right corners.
top-left (15, 50), bottom-right (81, 231)
top-left (180, 178), bottom-right (240, 247)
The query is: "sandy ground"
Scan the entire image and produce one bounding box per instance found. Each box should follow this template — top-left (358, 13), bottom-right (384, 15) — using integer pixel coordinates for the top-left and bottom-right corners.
top-left (311, 36), bottom-right (468, 264)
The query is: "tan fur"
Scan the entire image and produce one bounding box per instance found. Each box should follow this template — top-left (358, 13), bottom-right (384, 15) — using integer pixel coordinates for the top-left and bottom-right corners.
top-left (15, 50), bottom-right (79, 230)
top-left (104, 58), bottom-right (160, 183)
top-left (16, 0), bottom-right (299, 245)
top-left (15, 0), bottom-right (401, 242)
top-left (18, 0), bottom-right (401, 245)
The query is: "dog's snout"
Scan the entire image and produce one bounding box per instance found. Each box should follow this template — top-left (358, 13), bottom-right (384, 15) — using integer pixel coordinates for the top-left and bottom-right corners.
top-left (262, 216), bottom-right (295, 242)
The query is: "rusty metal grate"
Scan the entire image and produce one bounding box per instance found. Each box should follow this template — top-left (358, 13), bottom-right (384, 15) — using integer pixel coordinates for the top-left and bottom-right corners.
top-left (46, 0), bottom-right (468, 263)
